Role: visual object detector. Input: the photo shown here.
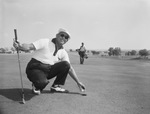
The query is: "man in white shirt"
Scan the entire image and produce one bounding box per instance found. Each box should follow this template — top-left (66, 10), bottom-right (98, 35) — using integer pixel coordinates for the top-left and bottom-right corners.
top-left (13, 29), bottom-right (85, 95)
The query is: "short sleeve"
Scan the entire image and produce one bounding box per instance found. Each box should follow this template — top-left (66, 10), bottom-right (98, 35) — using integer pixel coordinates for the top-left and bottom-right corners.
top-left (32, 39), bottom-right (46, 50)
top-left (58, 49), bottom-right (70, 63)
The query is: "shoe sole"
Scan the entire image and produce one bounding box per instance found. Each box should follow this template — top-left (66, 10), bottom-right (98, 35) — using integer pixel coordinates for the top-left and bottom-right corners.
top-left (50, 89), bottom-right (69, 93)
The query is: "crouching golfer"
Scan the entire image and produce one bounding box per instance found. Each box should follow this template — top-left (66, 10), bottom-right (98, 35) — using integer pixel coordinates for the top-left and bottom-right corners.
top-left (13, 28), bottom-right (85, 95)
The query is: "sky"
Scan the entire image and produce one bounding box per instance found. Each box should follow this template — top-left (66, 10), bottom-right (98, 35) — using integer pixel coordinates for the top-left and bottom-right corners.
top-left (1, 0), bottom-right (150, 50)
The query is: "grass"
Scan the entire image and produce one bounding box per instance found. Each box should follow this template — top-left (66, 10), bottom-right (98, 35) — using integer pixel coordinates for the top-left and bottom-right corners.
top-left (0, 52), bottom-right (150, 114)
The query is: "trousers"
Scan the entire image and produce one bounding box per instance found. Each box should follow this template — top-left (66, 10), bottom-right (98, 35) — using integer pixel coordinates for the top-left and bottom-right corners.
top-left (26, 58), bottom-right (70, 90)
top-left (79, 51), bottom-right (85, 58)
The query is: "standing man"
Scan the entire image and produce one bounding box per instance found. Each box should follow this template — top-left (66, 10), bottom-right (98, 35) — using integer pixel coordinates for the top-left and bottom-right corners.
top-left (13, 28), bottom-right (85, 95)
top-left (78, 42), bottom-right (86, 64)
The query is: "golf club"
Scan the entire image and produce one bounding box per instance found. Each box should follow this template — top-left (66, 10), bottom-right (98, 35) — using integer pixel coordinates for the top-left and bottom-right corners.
top-left (14, 29), bottom-right (25, 104)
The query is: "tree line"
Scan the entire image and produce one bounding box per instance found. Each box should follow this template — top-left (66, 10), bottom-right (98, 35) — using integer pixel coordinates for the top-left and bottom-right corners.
top-left (108, 47), bottom-right (149, 57)
top-left (0, 46), bottom-right (150, 57)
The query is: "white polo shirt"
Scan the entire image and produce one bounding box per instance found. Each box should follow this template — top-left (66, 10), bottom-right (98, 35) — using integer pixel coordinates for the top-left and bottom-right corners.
top-left (32, 38), bottom-right (70, 65)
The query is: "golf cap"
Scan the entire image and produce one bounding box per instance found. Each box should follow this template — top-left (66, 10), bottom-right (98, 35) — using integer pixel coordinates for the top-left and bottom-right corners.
top-left (58, 28), bottom-right (71, 39)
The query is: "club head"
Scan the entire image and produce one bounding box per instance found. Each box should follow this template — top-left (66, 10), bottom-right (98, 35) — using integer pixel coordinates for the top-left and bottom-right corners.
top-left (21, 98), bottom-right (25, 104)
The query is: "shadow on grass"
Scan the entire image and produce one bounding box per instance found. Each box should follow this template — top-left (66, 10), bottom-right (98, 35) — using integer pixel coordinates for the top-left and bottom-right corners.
top-left (0, 88), bottom-right (86, 104)
top-left (0, 88), bottom-right (36, 103)
top-left (43, 90), bottom-right (86, 96)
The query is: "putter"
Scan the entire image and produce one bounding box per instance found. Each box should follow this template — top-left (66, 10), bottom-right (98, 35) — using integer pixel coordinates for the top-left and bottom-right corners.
top-left (14, 29), bottom-right (25, 104)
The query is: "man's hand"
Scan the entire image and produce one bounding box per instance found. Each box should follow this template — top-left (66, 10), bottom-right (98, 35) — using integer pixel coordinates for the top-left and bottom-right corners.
top-left (77, 82), bottom-right (85, 92)
top-left (13, 39), bottom-right (20, 50)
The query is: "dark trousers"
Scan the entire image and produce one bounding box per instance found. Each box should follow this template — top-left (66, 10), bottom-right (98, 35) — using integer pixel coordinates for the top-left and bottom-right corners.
top-left (26, 58), bottom-right (70, 90)
top-left (79, 51), bottom-right (85, 58)
top-left (79, 51), bottom-right (85, 64)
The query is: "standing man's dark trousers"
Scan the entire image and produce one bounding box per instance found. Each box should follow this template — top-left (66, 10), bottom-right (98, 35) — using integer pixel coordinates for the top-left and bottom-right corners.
top-left (79, 51), bottom-right (85, 58)
top-left (26, 58), bottom-right (70, 91)
top-left (79, 51), bottom-right (85, 64)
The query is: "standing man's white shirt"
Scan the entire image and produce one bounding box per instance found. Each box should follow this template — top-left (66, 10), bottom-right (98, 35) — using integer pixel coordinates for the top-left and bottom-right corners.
top-left (32, 38), bottom-right (70, 65)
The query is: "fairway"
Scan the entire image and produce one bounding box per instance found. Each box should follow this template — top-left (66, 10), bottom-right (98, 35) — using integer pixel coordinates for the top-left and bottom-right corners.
top-left (0, 52), bottom-right (150, 114)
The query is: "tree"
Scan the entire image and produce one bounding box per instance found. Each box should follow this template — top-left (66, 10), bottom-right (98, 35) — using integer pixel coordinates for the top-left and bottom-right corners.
top-left (113, 47), bottom-right (121, 56)
top-left (130, 50), bottom-right (137, 55)
top-left (91, 50), bottom-right (100, 55)
top-left (69, 49), bottom-right (73, 52)
top-left (125, 51), bottom-right (130, 56)
top-left (139, 49), bottom-right (149, 57)
top-left (0, 48), bottom-right (5, 53)
top-left (108, 47), bottom-right (114, 56)
top-left (11, 47), bottom-right (15, 54)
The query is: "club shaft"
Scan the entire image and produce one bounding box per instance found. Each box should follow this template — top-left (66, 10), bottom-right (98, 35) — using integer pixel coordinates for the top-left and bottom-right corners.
top-left (17, 52), bottom-right (25, 99)
top-left (14, 29), bottom-right (25, 101)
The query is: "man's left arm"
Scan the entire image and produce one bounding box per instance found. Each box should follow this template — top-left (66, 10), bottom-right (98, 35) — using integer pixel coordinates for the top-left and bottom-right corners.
top-left (61, 50), bottom-right (85, 91)
top-left (68, 66), bottom-right (85, 91)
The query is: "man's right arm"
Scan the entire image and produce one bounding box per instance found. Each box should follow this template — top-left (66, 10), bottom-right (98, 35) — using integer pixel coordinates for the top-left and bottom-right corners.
top-left (20, 43), bottom-right (36, 51)
top-left (13, 41), bottom-right (36, 52)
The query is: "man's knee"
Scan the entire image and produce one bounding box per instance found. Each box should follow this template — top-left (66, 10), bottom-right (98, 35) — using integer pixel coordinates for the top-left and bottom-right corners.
top-left (26, 69), bottom-right (49, 90)
top-left (35, 80), bottom-right (49, 90)
top-left (62, 61), bottom-right (70, 69)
